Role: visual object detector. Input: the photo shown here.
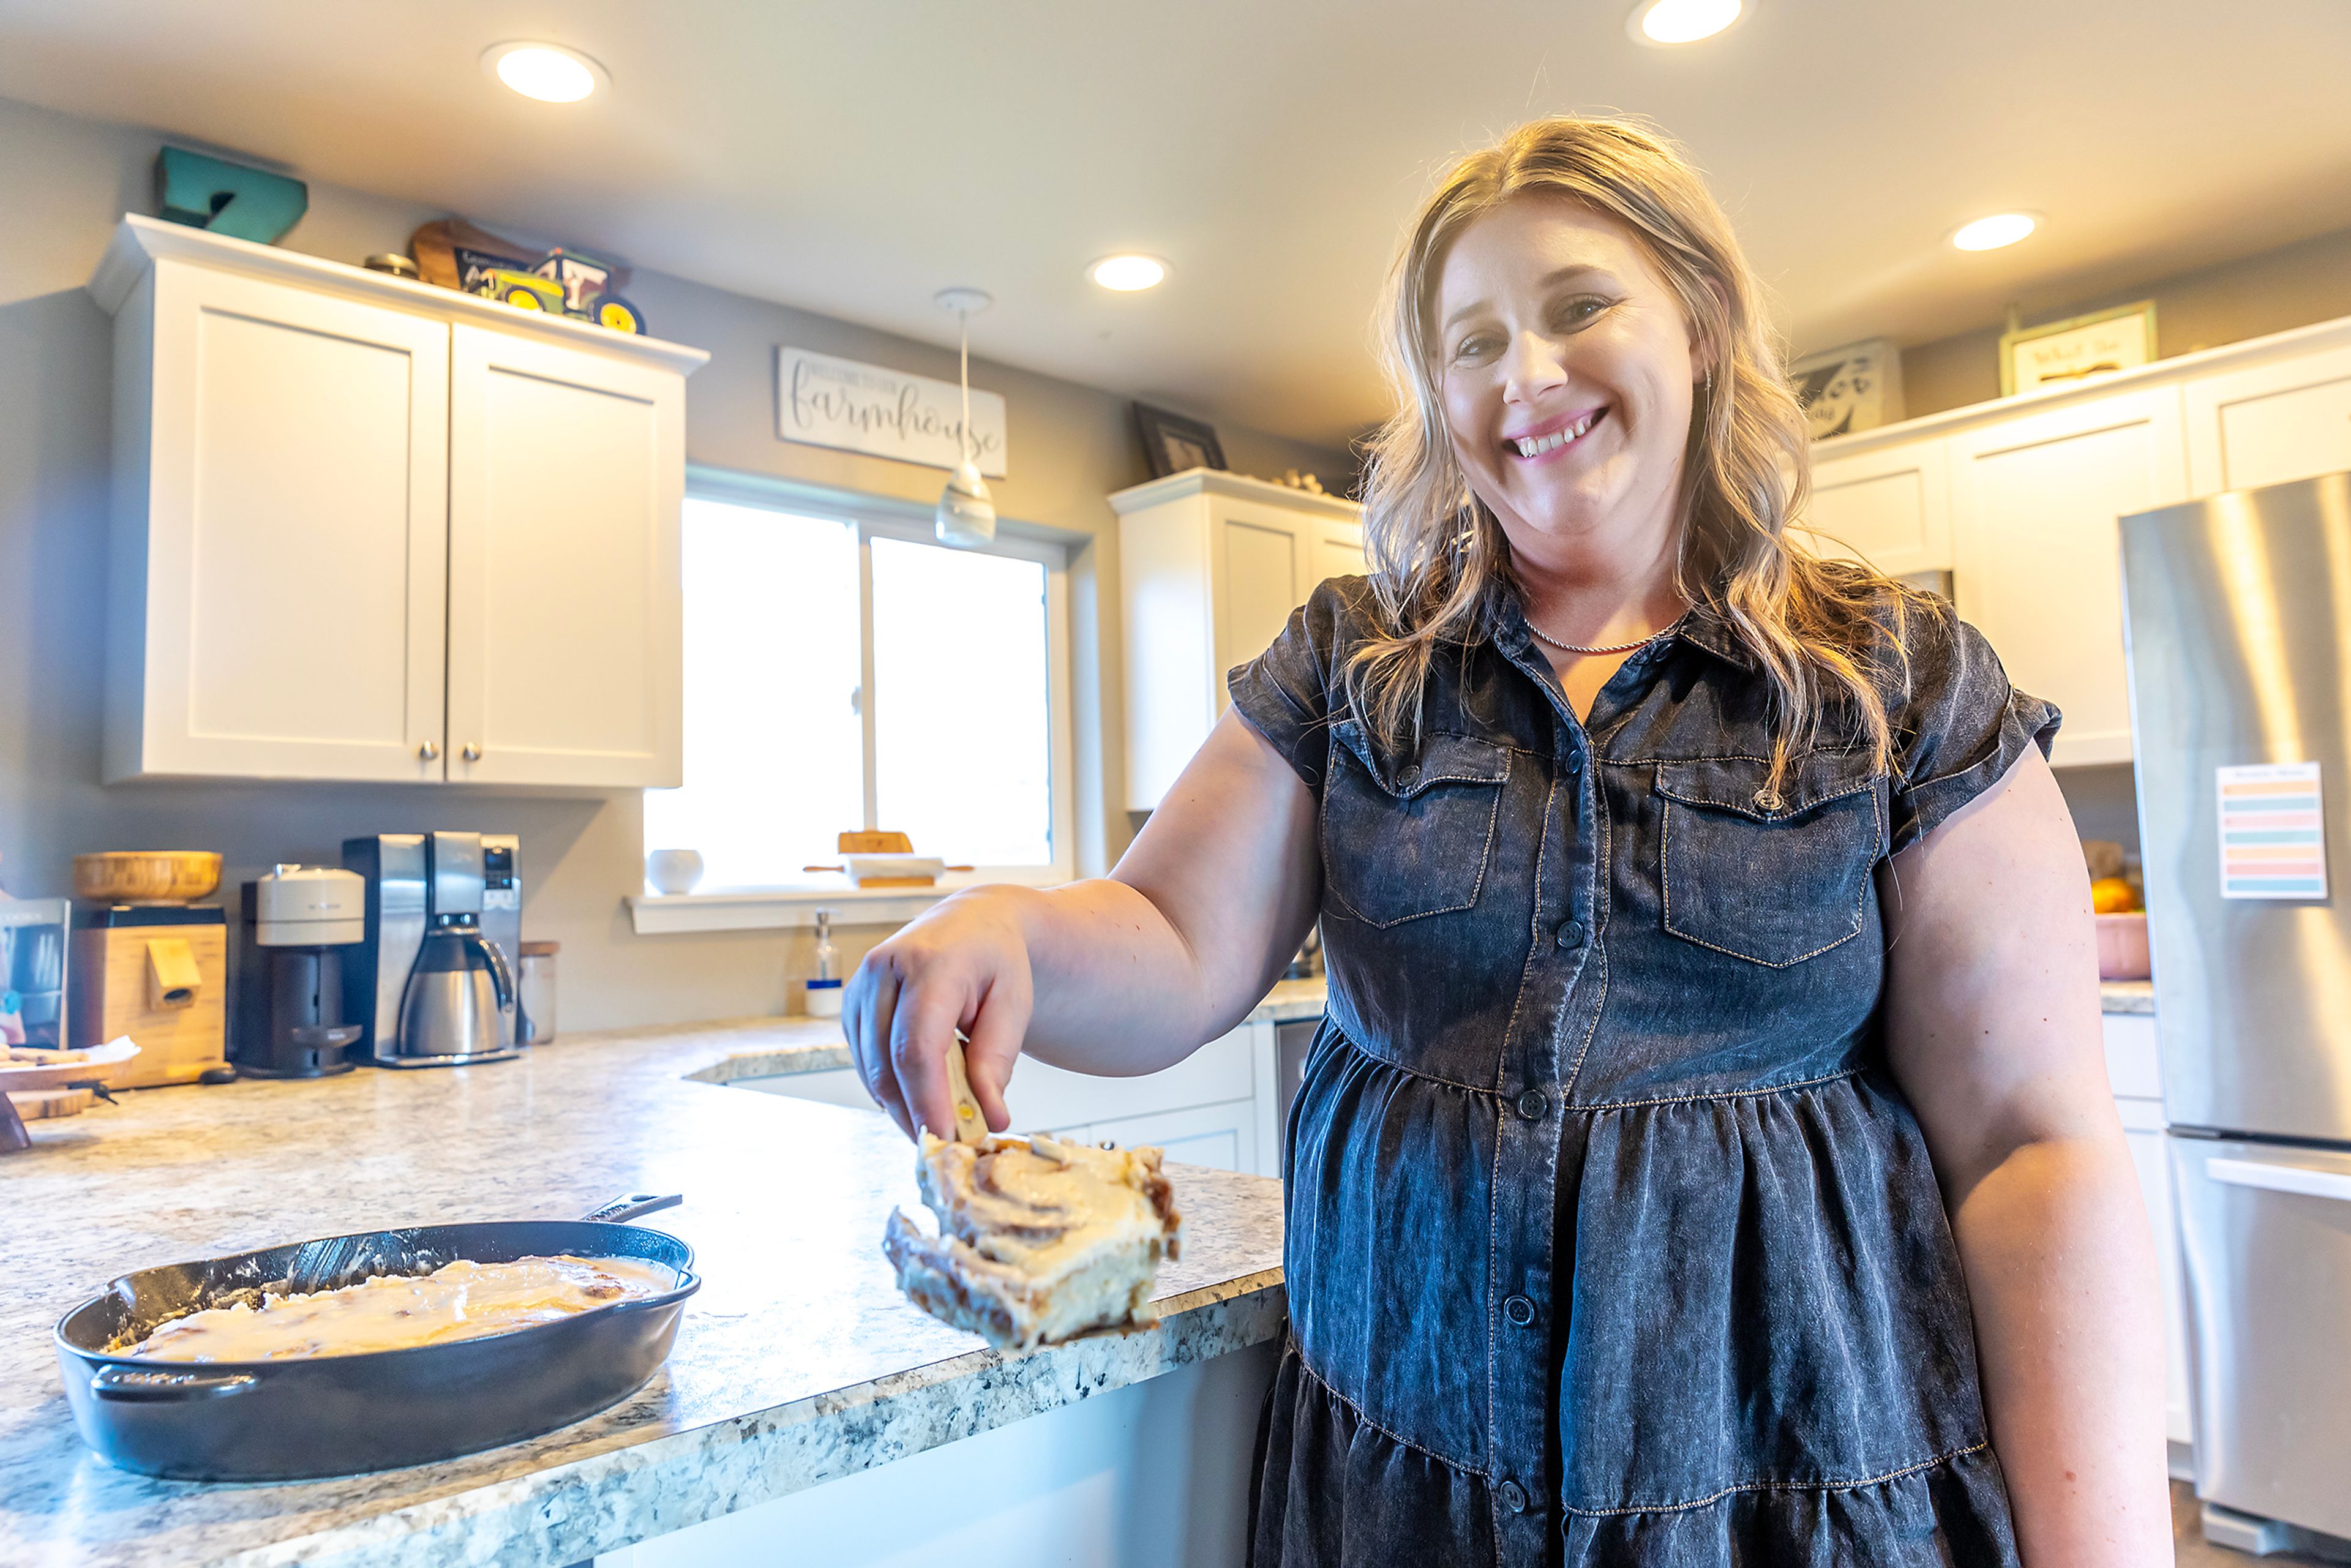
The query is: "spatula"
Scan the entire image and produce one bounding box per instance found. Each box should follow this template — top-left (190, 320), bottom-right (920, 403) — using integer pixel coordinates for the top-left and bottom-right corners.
top-left (943, 1029), bottom-right (987, 1146)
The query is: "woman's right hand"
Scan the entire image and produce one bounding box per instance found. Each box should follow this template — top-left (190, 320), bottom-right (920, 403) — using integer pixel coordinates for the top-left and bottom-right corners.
top-left (844, 887), bottom-right (1037, 1142)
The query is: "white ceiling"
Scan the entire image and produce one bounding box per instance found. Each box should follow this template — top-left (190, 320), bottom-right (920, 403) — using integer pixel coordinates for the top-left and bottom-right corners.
top-left (1, 1), bottom-right (2346, 449)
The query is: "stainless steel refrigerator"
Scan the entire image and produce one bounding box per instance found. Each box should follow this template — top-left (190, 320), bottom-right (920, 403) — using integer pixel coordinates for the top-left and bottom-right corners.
top-left (2121, 470), bottom-right (2351, 1544)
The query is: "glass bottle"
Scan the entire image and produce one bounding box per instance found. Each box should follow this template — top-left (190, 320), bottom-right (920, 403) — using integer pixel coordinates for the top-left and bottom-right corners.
top-left (804, 909), bottom-right (843, 1018)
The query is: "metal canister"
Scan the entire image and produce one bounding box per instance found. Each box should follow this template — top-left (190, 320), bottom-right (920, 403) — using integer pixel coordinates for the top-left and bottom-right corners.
top-left (517, 940), bottom-right (559, 1044)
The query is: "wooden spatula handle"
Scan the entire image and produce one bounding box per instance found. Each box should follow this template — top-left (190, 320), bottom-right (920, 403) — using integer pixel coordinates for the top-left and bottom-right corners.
top-left (943, 1032), bottom-right (987, 1145)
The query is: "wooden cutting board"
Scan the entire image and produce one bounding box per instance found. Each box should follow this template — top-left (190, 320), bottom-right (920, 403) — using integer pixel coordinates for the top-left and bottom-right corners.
top-left (6, 1086), bottom-right (92, 1120)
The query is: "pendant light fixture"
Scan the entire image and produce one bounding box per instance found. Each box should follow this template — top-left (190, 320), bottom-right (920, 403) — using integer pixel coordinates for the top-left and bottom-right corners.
top-left (934, 288), bottom-right (996, 549)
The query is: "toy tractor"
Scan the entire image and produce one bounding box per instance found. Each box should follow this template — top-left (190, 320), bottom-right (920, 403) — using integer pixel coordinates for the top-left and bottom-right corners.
top-left (471, 247), bottom-right (645, 335)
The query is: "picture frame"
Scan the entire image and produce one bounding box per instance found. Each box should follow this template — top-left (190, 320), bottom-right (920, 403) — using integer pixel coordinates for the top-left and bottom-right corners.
top-left (1787, 337), bottom-right (1904, 441)
top-left (1133, 403), bottom-right (1226, 478)
top-left (2000, 302), bottom-right (2157, 397)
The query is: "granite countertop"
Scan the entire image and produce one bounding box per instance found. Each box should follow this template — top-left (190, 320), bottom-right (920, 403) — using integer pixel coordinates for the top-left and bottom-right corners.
top-left (0, 1020), bottom-right (1285, 1568)
top-left (2101, 980), bottom-right (2155, 1015)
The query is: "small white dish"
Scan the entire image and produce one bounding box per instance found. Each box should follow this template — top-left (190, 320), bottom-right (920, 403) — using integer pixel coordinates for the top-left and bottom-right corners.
top-left (645, 849), bottom-right (706, 896)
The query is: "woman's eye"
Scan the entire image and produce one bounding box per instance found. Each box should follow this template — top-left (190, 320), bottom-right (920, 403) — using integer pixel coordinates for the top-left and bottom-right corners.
top-left (1452, 335), bottom-right (1498, 362)
top-left (1556, 296), bottom-right (1610, 329)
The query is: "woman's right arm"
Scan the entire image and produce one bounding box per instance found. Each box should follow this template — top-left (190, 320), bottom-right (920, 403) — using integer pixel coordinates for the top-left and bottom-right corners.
top-left (846, 707), bottom-right (1321, 1142)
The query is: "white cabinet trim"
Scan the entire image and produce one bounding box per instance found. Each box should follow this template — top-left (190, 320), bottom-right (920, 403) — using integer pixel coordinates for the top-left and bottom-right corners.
top-left (89, 214), bottom-right (708, 377)
top-left (1110, 466), bottom-right (1363, 522)
top-left (1813, 311), bottom-right (2351, 464)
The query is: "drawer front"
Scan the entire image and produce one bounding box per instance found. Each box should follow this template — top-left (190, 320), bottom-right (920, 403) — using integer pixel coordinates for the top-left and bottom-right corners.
top-left (2102, 1011), bottom-right (2164, 1101)
top-left (2173, 1136), bottom-right (2351, 1537)
top-left (1086, 1100), bottom-right (1254, 1174)
top-left (1000, 1026), bottom-right (1254, 1131)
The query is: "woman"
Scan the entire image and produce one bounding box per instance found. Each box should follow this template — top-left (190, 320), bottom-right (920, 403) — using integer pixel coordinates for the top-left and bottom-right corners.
top-left (849, 118), bottom-right (2169, 1565)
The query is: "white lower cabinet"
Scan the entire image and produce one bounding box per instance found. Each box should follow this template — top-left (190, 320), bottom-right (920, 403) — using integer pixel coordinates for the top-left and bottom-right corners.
top-left (738, 1018), bottom-right (1287, 1179)
top-left (2104, 1011), bottom-right (2192, 1449)
top-left (89, 214), bottom-right (702, 787)
top-left (1067, 1101), bottom-right (1254, 1174)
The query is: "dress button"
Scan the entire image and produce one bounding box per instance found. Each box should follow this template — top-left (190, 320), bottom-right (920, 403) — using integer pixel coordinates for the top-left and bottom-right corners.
top-left (1504, 1294), bottom-right (1536, 1327)
top-left (1562, 750), bottom-right (1583, 776)
top-left (1515, 1089), bottom-right (1548, 1120)
top-left (1554, 919), bottom-right (1586, 950)
top-left (1499, 1479), bottom-right (1529, 1514)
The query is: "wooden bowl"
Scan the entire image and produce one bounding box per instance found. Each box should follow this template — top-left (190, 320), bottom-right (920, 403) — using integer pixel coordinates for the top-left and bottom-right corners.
top-left (2096, 912), bottom-right (2151, 981)
top-left (72, 852), bottom-right (222, 906)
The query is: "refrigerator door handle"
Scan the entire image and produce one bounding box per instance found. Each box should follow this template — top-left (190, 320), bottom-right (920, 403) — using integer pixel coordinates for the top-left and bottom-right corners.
top-left (2208, 1155), bottom-right (2351, 1203)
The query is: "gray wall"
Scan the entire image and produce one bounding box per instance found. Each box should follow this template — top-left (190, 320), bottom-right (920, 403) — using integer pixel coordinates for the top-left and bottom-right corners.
top-left (1899, 223), bottom-right (2351, 420)
top-left (0, 94), bottom-right (1350, 1032)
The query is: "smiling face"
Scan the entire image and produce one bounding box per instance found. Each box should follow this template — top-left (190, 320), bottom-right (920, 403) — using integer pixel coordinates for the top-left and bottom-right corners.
top-left (1433, 195), bottom-right (1708, 569)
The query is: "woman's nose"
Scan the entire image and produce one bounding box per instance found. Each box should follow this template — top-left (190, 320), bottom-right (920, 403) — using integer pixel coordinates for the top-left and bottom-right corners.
top-left (1502, 330), bottom-right (1568, 403)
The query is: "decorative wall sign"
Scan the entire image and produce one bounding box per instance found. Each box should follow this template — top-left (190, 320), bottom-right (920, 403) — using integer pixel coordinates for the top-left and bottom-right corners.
top-left (1788, 338), bottom-right (1904, 441)
top-left (2001, 302), bottom-right (2157, 397)
top-left (2218, 761), bottom-right (2327, 900)
top-left (776, 347), bottom-right (1008, 478)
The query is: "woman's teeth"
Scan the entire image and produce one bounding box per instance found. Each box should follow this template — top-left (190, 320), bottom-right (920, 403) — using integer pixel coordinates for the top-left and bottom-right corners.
top-left (1512, 411), bottom-right (1599, 458)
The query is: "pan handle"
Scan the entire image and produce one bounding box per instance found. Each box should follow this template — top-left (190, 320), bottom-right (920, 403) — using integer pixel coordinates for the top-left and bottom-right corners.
top-left (91, 1365), bottom-right (259, 1403)
top-left (581, 1191), bottom-right (683, 1224)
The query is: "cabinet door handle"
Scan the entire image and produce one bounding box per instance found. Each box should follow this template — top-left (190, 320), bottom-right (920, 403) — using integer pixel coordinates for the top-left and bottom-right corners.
top-left (461, 742), bottom-right (483, 762)
top-left (418, 741), bottom-right (440, 762)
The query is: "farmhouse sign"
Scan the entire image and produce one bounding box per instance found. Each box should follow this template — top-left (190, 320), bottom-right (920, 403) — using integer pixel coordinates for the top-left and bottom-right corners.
top-left (775, 346), bottom-right (1008, 478)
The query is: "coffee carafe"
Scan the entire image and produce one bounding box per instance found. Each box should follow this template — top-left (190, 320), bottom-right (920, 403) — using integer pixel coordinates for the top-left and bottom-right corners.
top-left (399, 919), bottom-right (514, 1061)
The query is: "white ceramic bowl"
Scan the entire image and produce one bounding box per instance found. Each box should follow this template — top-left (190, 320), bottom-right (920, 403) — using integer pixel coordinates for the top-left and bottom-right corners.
top-left (645, 849), bottom-right (706, 896)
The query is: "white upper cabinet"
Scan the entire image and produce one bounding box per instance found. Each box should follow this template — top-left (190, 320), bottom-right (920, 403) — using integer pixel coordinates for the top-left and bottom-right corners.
top-left (1111, 470), bottom-right (1363, 811)
top-left (1309, 520), bottom-right (1369, 586)
top-left (446, 326), bottom-right (684, 788)
top-left (1796, 434), bottom-right (1951, 577)
top-left (1947, 385), bottom-right (2188, 768)
top-left (1808, 317), bottom-right (2351, 771)
top-left (2184, 342), bottom-right (2351, 497)
top-left (88, 216), bottom-right (704, 786)
top-left (102, 260), bottom-right (451, 783)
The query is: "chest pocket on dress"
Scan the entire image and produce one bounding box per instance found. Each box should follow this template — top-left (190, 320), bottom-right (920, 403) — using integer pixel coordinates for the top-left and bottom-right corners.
top-left (1655, 757), bottom-right (1884, 967)
top-left (1322, 724), bottom-right (1510, 928)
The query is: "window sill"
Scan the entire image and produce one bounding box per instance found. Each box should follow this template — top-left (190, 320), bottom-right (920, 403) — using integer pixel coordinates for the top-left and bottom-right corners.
top-left (626, 871), bottom-right (1065, 935)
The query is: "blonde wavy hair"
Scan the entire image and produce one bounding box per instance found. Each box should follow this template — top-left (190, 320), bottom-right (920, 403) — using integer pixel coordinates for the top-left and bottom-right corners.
top-left (1346, 116), bottom-right (1919, 793)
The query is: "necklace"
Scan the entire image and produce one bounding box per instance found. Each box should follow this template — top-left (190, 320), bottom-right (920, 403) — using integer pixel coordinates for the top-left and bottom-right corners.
top-left (1526, 607), bottom-right (1689, 656)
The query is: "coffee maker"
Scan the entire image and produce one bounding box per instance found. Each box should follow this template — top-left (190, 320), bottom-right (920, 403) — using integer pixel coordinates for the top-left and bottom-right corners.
top-left (230, 866), bottom-right (365, 1078)
top-left (343, 833), bottom-right (522, 1067)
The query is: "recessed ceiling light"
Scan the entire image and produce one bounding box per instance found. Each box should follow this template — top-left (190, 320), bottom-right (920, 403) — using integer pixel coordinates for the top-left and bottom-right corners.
top-left (1951, 212), bottom-right (2039, 252)
top-left (1089, 254), bottom-right (1168, 291)
top-left (481, 42), bottom-right (606, 103)
top-left (1627, 0), bottom-right (1744, 45)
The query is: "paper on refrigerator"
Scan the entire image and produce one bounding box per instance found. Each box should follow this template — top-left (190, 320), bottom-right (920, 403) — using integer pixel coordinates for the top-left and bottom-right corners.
top-left (2216, 762), bottom-right (2327, 900)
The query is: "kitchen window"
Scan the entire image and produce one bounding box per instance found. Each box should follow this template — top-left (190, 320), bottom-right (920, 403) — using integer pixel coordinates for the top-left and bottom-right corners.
top-left (642, 479), bottom-right (1074, 906)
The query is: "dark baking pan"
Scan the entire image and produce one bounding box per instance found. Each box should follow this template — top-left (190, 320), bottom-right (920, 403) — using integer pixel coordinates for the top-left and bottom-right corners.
top-left (53, 1192), bottom-right (700, 1481)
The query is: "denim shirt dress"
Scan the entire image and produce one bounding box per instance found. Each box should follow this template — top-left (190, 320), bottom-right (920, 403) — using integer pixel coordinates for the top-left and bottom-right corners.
top-left (1228, 577), bottom-right (2059, 1567)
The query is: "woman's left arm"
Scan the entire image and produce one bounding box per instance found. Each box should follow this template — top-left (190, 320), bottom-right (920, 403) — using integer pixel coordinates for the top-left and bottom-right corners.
top-left (1881, 748), bottom-right (2171, 1566)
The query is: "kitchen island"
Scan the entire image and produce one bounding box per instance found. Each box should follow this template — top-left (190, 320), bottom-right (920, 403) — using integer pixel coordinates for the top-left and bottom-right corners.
top-left (0, 1019), bottom-right (1286, 1567)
